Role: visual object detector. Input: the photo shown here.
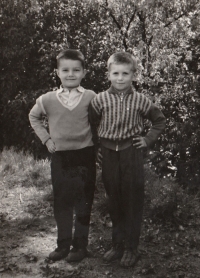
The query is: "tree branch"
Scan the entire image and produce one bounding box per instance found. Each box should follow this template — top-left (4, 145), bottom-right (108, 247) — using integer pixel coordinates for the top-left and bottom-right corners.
top-left (100, 3), bottom-right (128, 50)
top-left (126, 9), bottom-right (137, 32)
top-left (100, 4), bottom-right (122, 30)
top-left (137, 11), bottom-right (147, 44)
top-left (164, 12), bottom-right (187, 27)
top-left (147, 35), bottom-right (153, 47)
top-left (137, 11), bottom-right (152, 73)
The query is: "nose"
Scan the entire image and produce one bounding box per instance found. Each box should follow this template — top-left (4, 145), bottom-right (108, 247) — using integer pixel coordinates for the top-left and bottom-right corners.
top-left (68, 70), bottom-right (74, 76)
top-left (117, 74), bottom-right (123, 81)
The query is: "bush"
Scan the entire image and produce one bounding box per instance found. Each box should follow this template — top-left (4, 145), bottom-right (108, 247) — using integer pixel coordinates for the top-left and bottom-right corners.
top-left (1, 0), bottom-right (200, 190)
top-left (144, 164), bottom-right (199, 225)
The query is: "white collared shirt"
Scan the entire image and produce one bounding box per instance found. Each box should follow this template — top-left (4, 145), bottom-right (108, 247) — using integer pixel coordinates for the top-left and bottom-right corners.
top-left (56, 85), bottom-right (85, 110)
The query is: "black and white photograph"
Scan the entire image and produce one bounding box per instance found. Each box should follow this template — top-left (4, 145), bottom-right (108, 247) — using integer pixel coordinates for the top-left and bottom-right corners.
top-left (0, 0), bottom-right (200, 277)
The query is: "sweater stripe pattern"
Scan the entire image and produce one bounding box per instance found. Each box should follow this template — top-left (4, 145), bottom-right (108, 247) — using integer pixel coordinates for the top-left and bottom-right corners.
top-left (91, 88), bottom-right (152, 140)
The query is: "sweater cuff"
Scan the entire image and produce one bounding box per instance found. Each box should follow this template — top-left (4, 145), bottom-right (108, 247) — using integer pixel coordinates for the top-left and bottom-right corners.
top-left (42, 136), bottom-right (51, 145)
top-left (144, 137), bottom-right (151, 148)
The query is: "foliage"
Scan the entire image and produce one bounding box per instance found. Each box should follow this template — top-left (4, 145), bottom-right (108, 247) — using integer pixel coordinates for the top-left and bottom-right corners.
top-left (0, 0), bottom-right (200, 188)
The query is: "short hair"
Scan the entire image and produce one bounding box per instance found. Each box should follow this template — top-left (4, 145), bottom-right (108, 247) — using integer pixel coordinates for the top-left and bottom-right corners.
top-left (56, 49), bottom-right (85, 68)
top-left (107, 52), bottom-right (138, 72)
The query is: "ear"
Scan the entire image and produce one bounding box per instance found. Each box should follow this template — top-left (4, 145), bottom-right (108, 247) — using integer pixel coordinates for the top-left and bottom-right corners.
top-left (132, 71), bottom-right (137, 81)
top-left (83, 69), bottom-right (87, 78)
top-left (107, 71), bottom-right (111, 80)
top-left (56, 69), bottom-right (60, 78)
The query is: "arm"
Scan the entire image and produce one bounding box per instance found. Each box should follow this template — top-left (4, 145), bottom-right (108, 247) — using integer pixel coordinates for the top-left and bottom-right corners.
top-left (88, 101), bottom-right (101, 147)
top-left (144, 104), bottom-right (166, 147)
top-left (88, 100), bottom-right (103, 164)
top-left (133, 104), bottom-right (166, 149)
top-left (29, 98), bottom-right (56, 153)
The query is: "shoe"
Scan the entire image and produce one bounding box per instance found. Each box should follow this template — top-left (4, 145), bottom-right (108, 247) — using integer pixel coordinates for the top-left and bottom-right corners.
top-left (103, 244), bottom-right (124, 262)
top-left (49, 247), bottom-right (70, 261)
top-left (67, 247), bottom-right (88, 262)
top-left (120, 249), bottom-right (139, 267)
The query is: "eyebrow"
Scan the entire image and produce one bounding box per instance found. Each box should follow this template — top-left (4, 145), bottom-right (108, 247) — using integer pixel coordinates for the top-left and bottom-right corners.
top-left (61, 66), bottom-right (82, 69)
top-left (112, 70), bottom-right (130, 73)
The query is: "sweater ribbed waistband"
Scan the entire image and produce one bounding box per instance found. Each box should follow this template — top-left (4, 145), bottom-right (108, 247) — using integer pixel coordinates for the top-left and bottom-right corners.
top-left (100, 137), bottom-right (133, 151)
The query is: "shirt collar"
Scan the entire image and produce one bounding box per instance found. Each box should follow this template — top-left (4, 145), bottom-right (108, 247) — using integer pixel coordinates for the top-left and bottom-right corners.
top-left (57, 85), bottom-right (85, 94)
top-left (108, 85), bottom-right (135, 95)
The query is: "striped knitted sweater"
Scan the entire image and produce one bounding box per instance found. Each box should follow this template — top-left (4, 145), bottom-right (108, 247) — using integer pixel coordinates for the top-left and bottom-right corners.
top-left (89, 85), bottom-right (166, 149)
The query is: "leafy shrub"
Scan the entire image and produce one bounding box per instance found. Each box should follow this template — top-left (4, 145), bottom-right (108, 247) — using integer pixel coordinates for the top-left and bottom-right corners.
top-left (0, 0), bottom-right (200, 190)
top-left (144, 165), bottom-right (179, 221)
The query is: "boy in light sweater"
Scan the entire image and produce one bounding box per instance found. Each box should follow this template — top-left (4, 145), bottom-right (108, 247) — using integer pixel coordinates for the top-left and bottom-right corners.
top-left (29, 49), bottom-right (96, 262)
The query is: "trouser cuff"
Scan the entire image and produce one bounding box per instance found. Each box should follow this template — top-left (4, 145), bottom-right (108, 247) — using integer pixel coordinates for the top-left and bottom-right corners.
top-left (72, 237), bottom-right (88, 249)
top-left (57, 238), bottom-right (71, 249)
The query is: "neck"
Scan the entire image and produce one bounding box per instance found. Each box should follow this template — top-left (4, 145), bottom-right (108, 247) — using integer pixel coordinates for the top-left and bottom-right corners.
top-left (113, 86), bottom-right (131, 94)
top-left (62, 85), bottom-right (79, 92)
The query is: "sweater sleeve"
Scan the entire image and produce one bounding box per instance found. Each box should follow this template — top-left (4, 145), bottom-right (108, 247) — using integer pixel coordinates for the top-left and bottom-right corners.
top-left (29, 96), bottom-right (51, 145)
top-left (144, 104), bottom-right (166, 148)
top-left (88, 96), bottom-right (102, 147)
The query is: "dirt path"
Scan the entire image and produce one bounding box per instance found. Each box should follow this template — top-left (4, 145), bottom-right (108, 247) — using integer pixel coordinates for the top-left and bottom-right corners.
top-left (0, 182), bottom-right (200, 278)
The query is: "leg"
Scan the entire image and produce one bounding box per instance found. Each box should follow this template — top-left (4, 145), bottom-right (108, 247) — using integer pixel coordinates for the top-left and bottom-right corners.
top-left (67, 147), bottom-right (96, 262)
top-left (101, 146), bottom-right (125, 245)
top-left (120, 146), bottom-right (144, 267)
top-left (73, 166), bottom-right (95, 249)
top-left (101, 146), bottom-right (124, 262)
top-left (49, 152), bottom-right (75, 260)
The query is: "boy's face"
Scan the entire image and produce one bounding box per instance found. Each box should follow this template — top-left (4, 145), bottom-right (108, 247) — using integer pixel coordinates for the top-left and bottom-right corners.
top-left (107, 63), bottom-right (136, 92)
top-left (56, 58), bottom-right (86, 90)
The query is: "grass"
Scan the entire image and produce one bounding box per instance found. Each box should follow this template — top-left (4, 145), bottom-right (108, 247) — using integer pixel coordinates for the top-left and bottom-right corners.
top-left (0, 148), bottom-right (200, 278)
top-left (0, 148), bottom-right (53, 228)
top-left (0, 148), bottom-right (51, 188)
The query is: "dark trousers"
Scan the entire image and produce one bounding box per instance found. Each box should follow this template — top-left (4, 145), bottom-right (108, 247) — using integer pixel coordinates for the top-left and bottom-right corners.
top-left (51, 146), bottom-right (96, 249)
top-left (101, 145), bottom-right (144, 250)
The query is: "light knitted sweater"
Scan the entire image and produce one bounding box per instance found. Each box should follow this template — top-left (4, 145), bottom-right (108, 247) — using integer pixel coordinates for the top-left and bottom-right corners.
top-left (29, 88), bottom-right (96, 151)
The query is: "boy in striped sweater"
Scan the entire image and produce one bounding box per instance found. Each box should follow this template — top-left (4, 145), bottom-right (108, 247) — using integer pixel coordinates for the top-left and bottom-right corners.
top-left (89, 52), bottom-right (166, 267)
top-left (29, 49), bottom-right (96, 262)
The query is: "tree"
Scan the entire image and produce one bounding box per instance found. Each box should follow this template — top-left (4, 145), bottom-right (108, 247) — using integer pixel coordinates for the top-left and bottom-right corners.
top-left (0, 0), bottom-right (199, 187)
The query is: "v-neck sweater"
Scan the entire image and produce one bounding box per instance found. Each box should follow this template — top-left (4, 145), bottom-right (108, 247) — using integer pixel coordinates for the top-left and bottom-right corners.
top-left (29, 89), bottom-right (96, 151)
